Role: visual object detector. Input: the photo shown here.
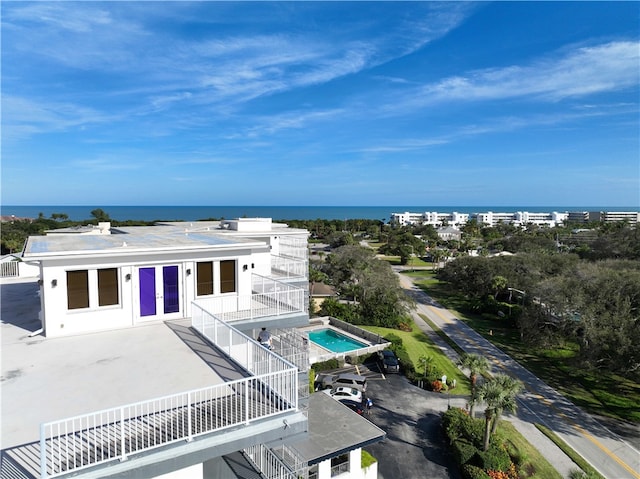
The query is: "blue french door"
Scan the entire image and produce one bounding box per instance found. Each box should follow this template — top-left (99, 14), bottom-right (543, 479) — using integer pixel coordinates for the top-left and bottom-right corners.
top-left (139, 265), bottom-right (180, 318)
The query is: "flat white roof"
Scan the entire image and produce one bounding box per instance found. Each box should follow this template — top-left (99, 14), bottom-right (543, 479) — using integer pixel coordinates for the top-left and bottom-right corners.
top-left (0, 280), bottom-right (238, 451)
top-left (23, 220), bottom-right (307, 260)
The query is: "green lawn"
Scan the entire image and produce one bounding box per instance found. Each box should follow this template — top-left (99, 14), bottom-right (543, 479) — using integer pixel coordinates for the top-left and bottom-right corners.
top-left (361, 322), bottom-right (471, 396)
top-left (500, 421), bottom-right (563, 479)
top-left (407, 271), bottom-right (640, 424)
top-left (375, 254), bottom-right (433, 268)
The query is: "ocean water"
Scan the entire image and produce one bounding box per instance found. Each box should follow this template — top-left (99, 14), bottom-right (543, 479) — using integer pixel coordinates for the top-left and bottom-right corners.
top-left (1, 205), bottom-right (637, 222)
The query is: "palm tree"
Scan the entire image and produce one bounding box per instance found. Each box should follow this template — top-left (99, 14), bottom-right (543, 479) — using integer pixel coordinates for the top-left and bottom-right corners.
top-left (457, 353), bottom-right (490, 417)
top-left (418, 355), bottom-right (434, 380)
top-left (489, 374), bottom-right (523, 435)
top-left (476, 374), bottom-right (523, 451)
top-left (490, 275), bottom-right (508, 299)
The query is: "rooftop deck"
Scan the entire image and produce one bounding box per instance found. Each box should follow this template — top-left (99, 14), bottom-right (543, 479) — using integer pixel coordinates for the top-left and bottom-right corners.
top-left (1, 279), bottom-right (305, 478)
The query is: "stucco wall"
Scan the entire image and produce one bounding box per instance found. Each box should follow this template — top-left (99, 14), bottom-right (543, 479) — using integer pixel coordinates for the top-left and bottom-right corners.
top-left (39, 247), bottom-right (270, 338)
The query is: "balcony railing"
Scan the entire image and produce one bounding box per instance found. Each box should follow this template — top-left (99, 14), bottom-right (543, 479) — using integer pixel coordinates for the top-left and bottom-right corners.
top-left (244, 444), bottom-right (304, 479)
top-left (39, 301), bottom-right (301, 479)
top-left (0, 260), bottom-right (19, 277)
top-left (270, 328), bottom-right (309, 373)
top-left (191, 302), bottom-right (300, 380)
top-left (40, 369), bottom-right (297, 478)
top-left (271, 255), bottom-right (307, 279)
top-left (278, 237), bottom-right (308, 261)
top-left (193, 276), bottom-right (306, 324)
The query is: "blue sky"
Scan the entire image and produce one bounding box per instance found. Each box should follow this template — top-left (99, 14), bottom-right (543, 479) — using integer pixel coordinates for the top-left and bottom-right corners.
top-left (2, 1), bottom-right (639, 207)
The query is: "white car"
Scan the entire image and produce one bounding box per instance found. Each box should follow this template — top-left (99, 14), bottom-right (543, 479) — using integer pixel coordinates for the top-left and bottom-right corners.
top-left (323, 386), bottom-right (363, 403)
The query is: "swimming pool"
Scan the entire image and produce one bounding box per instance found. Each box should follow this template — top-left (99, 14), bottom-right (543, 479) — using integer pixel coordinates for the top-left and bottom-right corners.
top-left (308, 328), bottom-right (368, 353)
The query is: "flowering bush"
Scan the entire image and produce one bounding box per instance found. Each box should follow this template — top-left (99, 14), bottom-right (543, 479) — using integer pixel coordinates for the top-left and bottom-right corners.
top-left (487, 463), bottom-right (518, 479)
top-left (431, 380), bottom-right (443, 392)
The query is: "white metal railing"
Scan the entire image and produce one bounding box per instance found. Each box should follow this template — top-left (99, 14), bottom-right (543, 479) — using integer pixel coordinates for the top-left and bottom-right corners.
top-left (279, 237), bottom-right (308, 261)
top-left (252, 274), bottom-right (304, 295)
top-left (244, 444), bottom-right (303, 479)
top-left (192, 302), bottom-right (299, 379)
top-left (331, 461), bottom-right (350, 477)
top-left (193, 279), bottom-right (306, 324)
top-left (39, 306), bottom-right (301, 479)
top-left (271, 255), bottom-right (307, 279)
top-left (0, 260), bottom-right (19, 277)
top-left (40, 370), bottom-right (296, 478)
top-left (271, 328), bottom-right (310, 372)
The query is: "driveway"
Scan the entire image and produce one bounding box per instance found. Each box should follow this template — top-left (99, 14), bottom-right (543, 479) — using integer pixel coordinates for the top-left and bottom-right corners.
top-left (358, 361), bottom-right (463, 479)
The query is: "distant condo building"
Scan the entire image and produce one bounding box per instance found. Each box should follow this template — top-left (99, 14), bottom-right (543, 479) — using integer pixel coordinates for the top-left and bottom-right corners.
top-left (391, 211), bottom-right (469, 228)
top-left (391, 210), bottom-right (639, 228)
top-left (473, 211), bottom-right (568, 228)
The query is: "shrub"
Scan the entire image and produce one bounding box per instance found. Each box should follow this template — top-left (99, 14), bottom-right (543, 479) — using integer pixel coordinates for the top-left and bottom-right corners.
top-left (312, 359), bottom-right (341, 371)
top-left (384, 333), bottom-right (403, 349)
top-left (462, 464), bottom-right (491, 479)
top-left (453, 440), bottom-right (477, 465)
top-left (474, 443), bottom-right (511, 472)
top-left (308, 368), bottom-right (316, 394)
top-left (442, 408), bottom-right (484, 448)
top-left (345, 354), bottom-right (366, 365)
top-left (394, 347), bottom-right (414, 374)
top-left (361, 449), bottom-right (377, 468)
top-left (431, 380), bottom-right (443, 392)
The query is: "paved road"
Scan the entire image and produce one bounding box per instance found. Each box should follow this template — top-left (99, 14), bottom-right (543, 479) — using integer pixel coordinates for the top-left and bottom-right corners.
top-left (396, 270), bottom-right (640, 479)
top-left (358, 365), bottom-right (463, 479)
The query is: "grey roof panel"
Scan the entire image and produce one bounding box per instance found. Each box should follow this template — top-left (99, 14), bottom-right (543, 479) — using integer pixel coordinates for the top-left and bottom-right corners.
top-left (22, 223), bottom-right (252, 258)
top-left (294, 392), bottom-right (386, 464)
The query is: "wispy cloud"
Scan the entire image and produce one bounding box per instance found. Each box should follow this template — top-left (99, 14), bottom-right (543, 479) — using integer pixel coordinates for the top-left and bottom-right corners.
top-left (379, 40), bottom-right (639, 116)
top-left (5, 2), bottom-right (113, 33)
top-left (3, 2), bottom-right (472, 107)
top-left (242, 109), bottom-right (345, 138)
top-left (2, 96), bottom-right (111, 140)
top-left (356, 106), bottom-right (629, 154)
top-left (69, 157), bottom-right (142, 172)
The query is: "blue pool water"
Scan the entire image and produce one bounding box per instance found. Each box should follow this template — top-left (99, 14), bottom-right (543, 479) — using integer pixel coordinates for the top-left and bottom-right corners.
top-left (308, 328), bottom-right (368, 353)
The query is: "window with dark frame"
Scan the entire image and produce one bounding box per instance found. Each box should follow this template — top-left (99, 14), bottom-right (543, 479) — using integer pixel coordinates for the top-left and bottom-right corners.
top-left (220, 260), bottom-right (236, 293)
top-left (196, 261), bottom-right (214, 296)
top-left (330, 453), bottom-right (350, 477)
top-left (98, 268), bottom-right (119, 306)
top-left (67, 270), bottom-right (89, 309)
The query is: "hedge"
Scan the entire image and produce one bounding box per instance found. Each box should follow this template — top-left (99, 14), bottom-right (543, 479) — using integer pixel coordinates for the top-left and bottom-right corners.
top-left (462, 464), bottom-right (491, 479)
top-left (473, 444), bottom-right (511, 472)
top-left (453, 440), bottom-right (477, 466)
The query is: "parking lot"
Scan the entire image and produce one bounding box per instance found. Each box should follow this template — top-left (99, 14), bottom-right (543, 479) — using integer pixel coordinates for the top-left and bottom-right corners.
top-left (329, 358), bottom-right (463, 479)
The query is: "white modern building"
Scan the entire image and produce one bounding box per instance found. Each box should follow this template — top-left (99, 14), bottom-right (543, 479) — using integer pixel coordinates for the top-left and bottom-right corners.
top-left (392, 209), bottom-right (639, 229)
top-left (598, 211), bottom-right (640, 224)
top-left (1, 218), bottom-right (384, 479)
top-left (391, 211), bottom-right (469, 227)
top-left (473, 211), bottom-right (568, 228)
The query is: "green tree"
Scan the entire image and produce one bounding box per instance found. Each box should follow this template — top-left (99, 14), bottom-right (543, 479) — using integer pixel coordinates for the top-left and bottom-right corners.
top-left (309, 262), bottom-right (329, 296)
top-left (489, 374), bottom-right (523, 435)
top-left (322, 245), bottom-right (411, 327)
top-left (476, 374), bottom-right (522, 451)
top-left (458, 353), bottom-right (490, 417)
top-left (418, 355), bottom-right (434, 379)
top-left (90, 208), bottom-right (111, 222)
top-left (490, 275), bottom-right (508, 299)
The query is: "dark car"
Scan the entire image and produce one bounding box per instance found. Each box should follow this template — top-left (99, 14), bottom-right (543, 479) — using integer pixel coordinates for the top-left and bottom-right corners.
top-left (337, 398), bottom-right (364, 415)
top-left (377, 349), bottom-right (400, 373)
